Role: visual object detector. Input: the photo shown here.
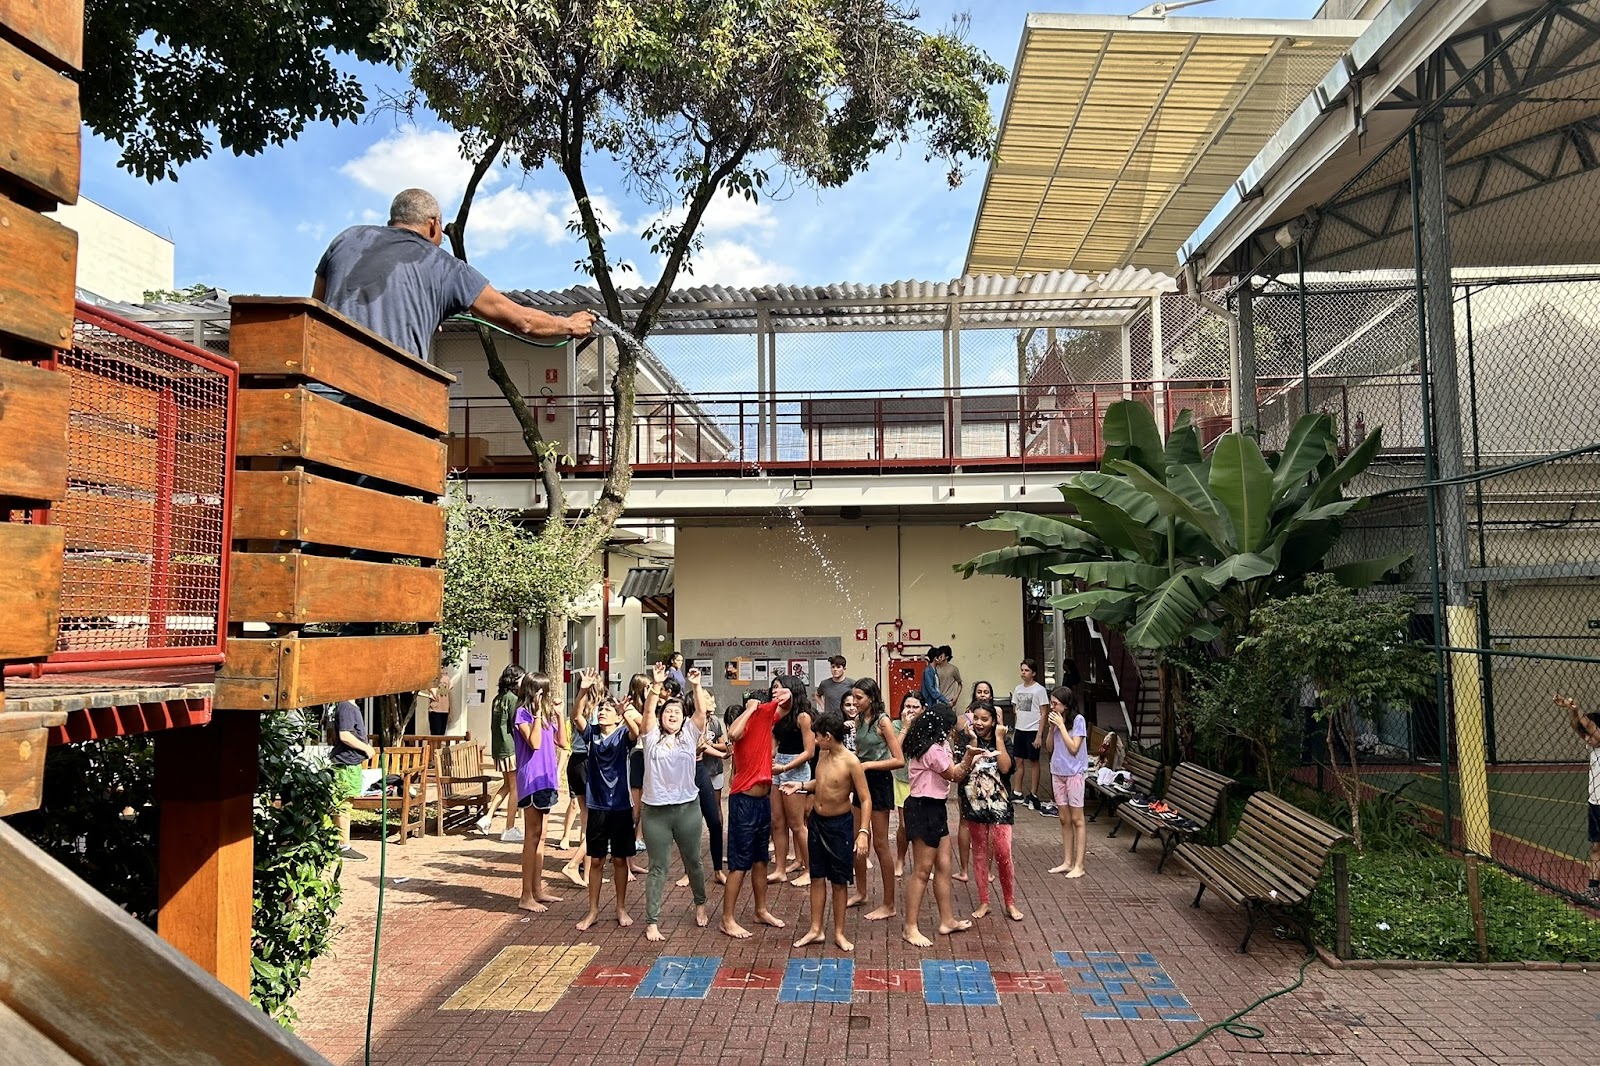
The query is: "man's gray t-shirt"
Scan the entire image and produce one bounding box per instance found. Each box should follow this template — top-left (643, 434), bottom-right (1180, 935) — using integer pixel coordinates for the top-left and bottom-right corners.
top-left (815, 676), bottom-right (854, 716)
top-left (315, 226), bottom-right (489, 362)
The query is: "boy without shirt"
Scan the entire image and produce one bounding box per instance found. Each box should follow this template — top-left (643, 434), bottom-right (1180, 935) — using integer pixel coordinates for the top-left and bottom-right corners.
top-left (784, 708), bottom-right (872, 952)
top-left (721, 682), bottom-right (793, 938)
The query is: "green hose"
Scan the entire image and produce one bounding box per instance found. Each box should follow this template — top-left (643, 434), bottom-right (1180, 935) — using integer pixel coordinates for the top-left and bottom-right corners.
top-left (450, 313), bottom-right (572, 347)
top-left (363, 747), bottom-right (388, 1066)
top-left (1139, 950), bottom-right (1316, 1066)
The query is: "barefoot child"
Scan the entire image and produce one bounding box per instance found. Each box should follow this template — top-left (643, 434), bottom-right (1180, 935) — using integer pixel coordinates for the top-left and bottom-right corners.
top-left (572, 676), bottom-right (642, 931)
top-left (639, 664), bottom-right (712, 942)
top-left (721, 682), bottom-right (792, 938)
top-left (513, 672), bottom-right (567, 912)
top-left (900, 701), bottom-right (977, 947)
top-left (1044, 687), bottom-right (1088, 878)
top-left (850, 678), bottom-right (904, 921)
top-left (959, 703), bottom-right (1022, 920)
top-left (786, 708), bottom-right (872, 951)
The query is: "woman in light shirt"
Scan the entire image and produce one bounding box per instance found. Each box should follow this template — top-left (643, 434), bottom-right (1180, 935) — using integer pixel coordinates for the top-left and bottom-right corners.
top-left (636, 662), bottom-right (712, 941)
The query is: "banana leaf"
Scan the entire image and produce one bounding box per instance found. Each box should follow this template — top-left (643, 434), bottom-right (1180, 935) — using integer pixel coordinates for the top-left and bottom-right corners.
top-left (1108, 459), bottom-right (1233, 554)
top-left (954, 544), bottom-right (1077, 580)
top-left (1049, 560), bottom-right (1170, 590)
top-left (1201, 551), bottom-right (1280, 587)
top-left (1164, 409), bottom-right (1203, 468)
top-left (1307, 424), bottom-right (1385, 510)
top-left (974, 511), bottom-right (1099, 550)
top-left (1060, 484), bottom-right (1159, 561)
top-left (1051, 587), bottom-right (1140, 625)
top-left (1271, 413), bottom-right (1337, 501)
top-left (1209, 433), bottom-right (1274, 553)
top-left (1100, 399), bottom-right (1167, 482)
top-left (1329, 551), bottom-right (1413, 588)
top-left (1126, 568), bottom-right (1216, 648)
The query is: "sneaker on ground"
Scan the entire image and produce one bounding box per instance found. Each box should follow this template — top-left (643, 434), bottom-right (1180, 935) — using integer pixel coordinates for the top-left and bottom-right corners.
top-left (339, 846), bottom-right (368, 862)
top-left (1022, 795), bottom-right (1037, 810)
top-left (635, 840), bottom-right (648, 854)
top-left (1037, 802), bottom-right (1059, 817)
top-left (475, 814), bottom-right (493, 832)
top-left (501, 827), bottom-right (525, 843)
top-left (1012, 795), bottom-right (1026, 805)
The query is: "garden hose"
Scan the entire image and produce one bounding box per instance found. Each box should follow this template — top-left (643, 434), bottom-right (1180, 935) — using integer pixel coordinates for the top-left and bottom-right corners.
top-left (364, 748), bottom-right (389, 1066)
top-left (1138, 949), bottom-right (1317, 1066)
top-left (450, 313), bottom-right (572, 347)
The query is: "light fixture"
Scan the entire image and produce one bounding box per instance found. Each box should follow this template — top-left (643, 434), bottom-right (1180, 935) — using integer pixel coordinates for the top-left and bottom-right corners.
top-left (792, 478), bottom-right (813, 491)
top-left (1273, 219), bottom-right (1306, 250)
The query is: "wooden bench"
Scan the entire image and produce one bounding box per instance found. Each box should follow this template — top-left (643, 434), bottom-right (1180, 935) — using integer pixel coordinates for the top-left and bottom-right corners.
top-left (1176, 791), bottom-right (1349, 952)
top-left (349, 747), bottom-right (428, 843)
top-left (1117, 762), bottom-right (1234, 872)
top-left (1088, 747), bottom-right (1163, 830)
top-left (431, 739), bottom-right (495, 835)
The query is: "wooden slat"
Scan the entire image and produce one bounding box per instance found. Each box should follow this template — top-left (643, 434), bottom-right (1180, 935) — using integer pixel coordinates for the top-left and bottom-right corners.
top-left (60, 556), bottom-right (151, 615)
top-left (229, 552), bottom-right (443, 624)
top-left (53, 493), bottom-right (217, 555)
top-left (71, 420), bottom-right (158, 491)
top-left (235, 387), bottom-right (447, 494)
top-left (0, 821), bottom-right (331, 1064)
top-left (0, 710), bottom-right (62, 816)
top-left (0, 524), bottom-right (61, 658)
top-left (215, 633), bottom-right (441, 710)
top-left (0, 357), bottom-right (67, 499)
top-left (0, 0), bottom-right (85, 71)
top-left (69, 366), bottom-right (161, 429)
top-left (229, 301), bottom-right (450, 433)
top-left (0, 36), bottom-right (79, 205)
top-left (0, 195), bottom-right (75, 348)
top-left (232, 469), bottom-right (446, 559)
top-left (0, 997), bottom-right (80, 1066)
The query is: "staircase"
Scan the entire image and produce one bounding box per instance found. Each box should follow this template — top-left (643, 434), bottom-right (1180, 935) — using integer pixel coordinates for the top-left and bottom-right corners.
top-left (1083, 619), bottom-right (1163, 751)
top-left (1127, 647), bottom-right (1163, 750)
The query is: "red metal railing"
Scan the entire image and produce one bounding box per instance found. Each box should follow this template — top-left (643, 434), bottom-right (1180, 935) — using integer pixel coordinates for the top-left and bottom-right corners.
top-left (6, 303), bottom-right (238, 677)
top-left (448, 377), bottom-right (1368, 477)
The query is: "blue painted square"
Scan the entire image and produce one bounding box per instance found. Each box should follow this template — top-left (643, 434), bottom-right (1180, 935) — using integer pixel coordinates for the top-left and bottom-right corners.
top-left (921, 960), bottom-right (999, 1007)
top-left (1053, 950), bottom-right (1198, 1025)
top-left (779, 958), bottom-right (854, 1003)
top-left (634, 955), bottom-right (720, 999)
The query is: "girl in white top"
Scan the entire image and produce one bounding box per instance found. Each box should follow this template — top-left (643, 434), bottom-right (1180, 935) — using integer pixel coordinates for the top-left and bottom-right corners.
top-left (637, 662), bottom-right (712, 941)
top-left (1011, 659), bottom-right (1052, 813)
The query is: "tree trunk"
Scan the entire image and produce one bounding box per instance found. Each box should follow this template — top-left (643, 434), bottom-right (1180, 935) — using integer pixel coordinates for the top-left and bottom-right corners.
top-left (1158, 662), bottom-right (1176, 765)
top-left (542, 609), bottom-right (566, 689)
top-left (1327, 716), bottom-right (1364, 851)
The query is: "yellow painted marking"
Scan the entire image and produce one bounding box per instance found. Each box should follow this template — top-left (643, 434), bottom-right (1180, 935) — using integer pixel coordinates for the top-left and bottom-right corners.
top-left (442, 943), bottom-right (599, 1012)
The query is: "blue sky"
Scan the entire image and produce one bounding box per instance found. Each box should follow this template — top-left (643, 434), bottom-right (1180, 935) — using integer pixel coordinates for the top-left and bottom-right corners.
top-left (82, 0), bottom-right (1321, 302)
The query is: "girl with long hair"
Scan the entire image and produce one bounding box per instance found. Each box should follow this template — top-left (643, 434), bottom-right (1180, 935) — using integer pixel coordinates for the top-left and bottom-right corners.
top-left (768, 674), bottom-right (815, 888)
top-left (954, 679), bottom-right (996, 881)
top-left (481, 664), bottom-right (526, 840)
top-left (959, 702), bottom-right (1021, 920)
top-left (849, 677), bottom-right (904, 921)
top-left (636, 662), bottom-right (712, 941)
top-left (1044, 686), bottom-right (1089, 878)
top-left (892, 691), bottom-right (922, 875)
top-left (899, 700), bottom-right (976, 947)
top-left (624, 672), bottom-right (652, 876)
top-left (513, 671), bottom-right (567, 912)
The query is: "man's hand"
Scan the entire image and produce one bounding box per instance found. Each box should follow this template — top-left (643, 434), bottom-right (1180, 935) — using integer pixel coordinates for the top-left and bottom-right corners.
top-left (566, 311), bottom-right (597, 338)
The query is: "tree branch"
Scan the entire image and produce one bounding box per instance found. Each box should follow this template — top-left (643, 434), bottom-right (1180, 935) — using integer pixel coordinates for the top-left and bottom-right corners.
top-left (448, 130), bottom-right (507, 261)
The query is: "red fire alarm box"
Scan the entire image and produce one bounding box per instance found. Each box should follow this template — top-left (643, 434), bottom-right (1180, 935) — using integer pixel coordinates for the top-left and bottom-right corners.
top-left (545, 367), bottom-right (559, 384)
top-left (854, 627), bottom-right (868, 641)
top-left (887, 657), bottom-right (927, 719)
top-left (906, 628), bottom-right (921, 642)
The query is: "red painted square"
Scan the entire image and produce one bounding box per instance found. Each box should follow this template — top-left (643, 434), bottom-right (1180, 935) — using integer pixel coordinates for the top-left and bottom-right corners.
top-left (854, 968), bottom-right (922, 993)
top-left (712, 967), bottom-right (783, 990)
top-left (907, 629), bottom-right (921, 641)
top-left (992, 971), bottom-right (1067, 994)
top-left (855, 628), bottom-right (868, 641)
top-left (575, 964), bottom-right (648, 988)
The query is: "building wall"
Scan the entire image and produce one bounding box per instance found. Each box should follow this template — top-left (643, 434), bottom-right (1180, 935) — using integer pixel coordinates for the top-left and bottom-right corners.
top-left (50, 198), bottom-right (175, 303)
top-left (673, 522), bottom-right (1022, 697)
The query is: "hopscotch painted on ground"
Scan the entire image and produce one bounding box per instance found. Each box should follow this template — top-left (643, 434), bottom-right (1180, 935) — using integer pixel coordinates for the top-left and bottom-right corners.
top-left (466, 949), bottom-right (1202, 1022)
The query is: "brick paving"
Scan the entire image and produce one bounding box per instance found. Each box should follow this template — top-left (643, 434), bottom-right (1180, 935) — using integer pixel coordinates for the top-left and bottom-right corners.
top-left (290, 799), bottom-right (1600, 1065)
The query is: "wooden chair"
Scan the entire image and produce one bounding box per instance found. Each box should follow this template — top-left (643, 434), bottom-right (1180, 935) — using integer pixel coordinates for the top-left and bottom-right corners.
top-left (348, 747), bottom-right (428, 843)
top-left (402, 732), bottom-right (472, 820)
top-left (432, 739), bottom-right (495, 836)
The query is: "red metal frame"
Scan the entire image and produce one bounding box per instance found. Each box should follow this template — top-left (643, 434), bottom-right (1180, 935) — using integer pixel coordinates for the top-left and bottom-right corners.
top-left (5, 303), bottom-right (239, 679)
top-left (47, 697), bottom-right (214, 744)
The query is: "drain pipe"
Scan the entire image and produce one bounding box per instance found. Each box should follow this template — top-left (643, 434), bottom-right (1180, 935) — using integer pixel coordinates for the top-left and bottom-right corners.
top-left (1183, 261), bottom-right (1248, 437)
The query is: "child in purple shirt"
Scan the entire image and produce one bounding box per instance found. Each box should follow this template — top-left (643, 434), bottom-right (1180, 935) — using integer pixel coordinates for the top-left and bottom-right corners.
top-left (1044, 686), bottom-right (1088, 879)
top-left (513, 671), bottom-right (567, 912)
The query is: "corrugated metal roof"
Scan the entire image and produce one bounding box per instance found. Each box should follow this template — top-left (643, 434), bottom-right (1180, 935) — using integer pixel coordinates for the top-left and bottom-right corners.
top-left (618, 566), bottom-right (674, 601)
top-left (966, 13), bottom-right (1365, 277)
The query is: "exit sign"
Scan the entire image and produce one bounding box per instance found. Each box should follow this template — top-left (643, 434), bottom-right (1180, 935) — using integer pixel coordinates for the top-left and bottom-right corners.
top-left (1588, 619), bottom-right (1600, 630)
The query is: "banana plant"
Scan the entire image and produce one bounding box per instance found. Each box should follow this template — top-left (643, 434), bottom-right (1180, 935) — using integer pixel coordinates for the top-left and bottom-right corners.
top-left (956, 401), bottom-right (1410, 650)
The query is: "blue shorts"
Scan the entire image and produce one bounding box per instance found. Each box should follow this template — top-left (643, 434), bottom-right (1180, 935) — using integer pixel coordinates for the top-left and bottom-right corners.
top-left (727, 791), bottom-right (773, 872)
top-left (775, 752), bottom-right (812, 785)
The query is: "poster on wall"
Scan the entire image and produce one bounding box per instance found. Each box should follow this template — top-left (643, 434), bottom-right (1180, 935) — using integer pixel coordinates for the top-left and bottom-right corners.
top-left (787, 659), bottom-right (810, 682)
top-left (813, 659), bottom-right (835, 683)
top-left (692, 658), bottom-right (713, 677)
top-left (677, 637), bottom-right (844, 717)
top-left (468, 652), bottom-right (489, 708)
top-left (735, 658), bottom-right (753, 682)
top-left (753, 659), bottom-right (769, 683)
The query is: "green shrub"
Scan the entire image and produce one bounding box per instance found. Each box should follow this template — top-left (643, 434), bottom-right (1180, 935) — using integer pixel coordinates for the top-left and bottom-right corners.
top-left (9, 710), bottom-right (343, 1027)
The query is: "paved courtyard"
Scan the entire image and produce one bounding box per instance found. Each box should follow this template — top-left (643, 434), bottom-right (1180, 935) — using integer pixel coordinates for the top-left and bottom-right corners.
top-left (290, 800), bottom-right (1600, 1065)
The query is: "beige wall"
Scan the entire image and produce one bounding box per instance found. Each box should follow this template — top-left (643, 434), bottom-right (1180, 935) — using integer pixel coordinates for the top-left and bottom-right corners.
top-left (674, 523), bottom-right (1023, 695)
top-left (51, 198), bottom-right (175, 303)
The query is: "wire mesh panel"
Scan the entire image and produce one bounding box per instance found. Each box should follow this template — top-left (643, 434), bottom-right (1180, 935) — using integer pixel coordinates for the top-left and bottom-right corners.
top-left (51, 304), bottom-right (235, 663)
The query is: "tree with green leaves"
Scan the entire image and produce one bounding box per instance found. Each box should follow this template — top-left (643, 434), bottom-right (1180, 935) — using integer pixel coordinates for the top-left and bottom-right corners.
top-left (1181, 643), bottom-right (1297, 791)
top-left (1245, 574), bottom-right (1433, 851)
top-left (381, 0), bottom-right (1004, 678)
top-left (84, 0), bottom-right (386, 181)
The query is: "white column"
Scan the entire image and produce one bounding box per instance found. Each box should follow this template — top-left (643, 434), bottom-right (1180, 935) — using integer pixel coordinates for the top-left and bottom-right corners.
top-left (1150, 294), bottom-right (1167, 438)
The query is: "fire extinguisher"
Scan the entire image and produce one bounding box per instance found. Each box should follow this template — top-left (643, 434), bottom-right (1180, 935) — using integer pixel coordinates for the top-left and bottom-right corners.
top-left (563, 645), bottom-right (572, 685)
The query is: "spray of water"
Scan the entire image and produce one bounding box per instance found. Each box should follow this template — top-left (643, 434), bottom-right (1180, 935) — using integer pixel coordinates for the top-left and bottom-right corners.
top-left (594, 313), bottom-right (869, 629)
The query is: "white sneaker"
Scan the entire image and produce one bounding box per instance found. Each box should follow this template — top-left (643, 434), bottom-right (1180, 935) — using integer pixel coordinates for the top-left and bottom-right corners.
top-left (501, 828), bottom-right (524, 843)
top-left (475, 815), bottom-right (494, 832)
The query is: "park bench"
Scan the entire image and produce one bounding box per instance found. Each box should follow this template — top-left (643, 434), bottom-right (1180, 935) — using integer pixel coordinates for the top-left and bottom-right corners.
top-left (431, 739), bottom-right (496, 835)
top-left (1176, 791), bottom-right (1349, 952)
top-left (1088, 747), bottom-right (1164, 830)
top-left (1117, 762), bottom-right (1234, 872)
top-left (350, 747), bottom-right (428, 843)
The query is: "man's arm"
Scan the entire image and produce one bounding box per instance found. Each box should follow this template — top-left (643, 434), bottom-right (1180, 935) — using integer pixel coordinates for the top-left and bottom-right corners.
top-left (338, 730), bottom-right (374, 760)
top-left (727, 697), bottom-right (761, 741)
top-left (470, 285), bottom-right (596, 341)
top-left (1557, 695), bottom-right (1600, 746)
top-left (687, 668), bottom-right (710, 733)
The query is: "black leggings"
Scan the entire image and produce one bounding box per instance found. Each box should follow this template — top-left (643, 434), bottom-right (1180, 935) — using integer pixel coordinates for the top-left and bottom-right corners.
top-left (695, 759), bottom-right (724, 872)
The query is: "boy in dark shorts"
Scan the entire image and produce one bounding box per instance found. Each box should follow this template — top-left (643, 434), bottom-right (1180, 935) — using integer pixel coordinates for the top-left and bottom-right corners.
top-left (572, 676), bottom-right (641, 931)
top-left (1557, 695), bottom-right (1600, 901)
top-left (784, 708), bottom-right (872, 952)
top-left (721, 683), bottom-right (791, 938)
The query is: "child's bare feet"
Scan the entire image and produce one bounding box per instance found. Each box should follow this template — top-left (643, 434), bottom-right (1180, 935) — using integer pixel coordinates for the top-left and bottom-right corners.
top-left (576, 911), bottom-right (599, 931)
top-left (676, 874), bottom-right (690, 887)
top-left (720, 918), bottom-right (752, 939)
top-left (1006, 904), bottom-right (1025, 921)
top-left (972, 903), bottom-right (990, 919)
top-left (792, 874), bottom-right (811, 888)
top-left (1065, 866), bottom-right (1085, 879)
top-left (833, 932), bottom-right (854, 952)
top-left (714, 871), bottom-right (727, 885)
top-left (938, 919), bottom-right (973, 935)
top-left (646, 924), bottom-right (666, 942)
top-left (902, 927), bottom-right (932, 947)
top-left (755, 909), bottom-right (786, 929)
top-left (792, 928), bottom-right (826, 948)
top-left (863, 905), bottom-right (896, 922)
top-left (695, 905), bottom-right (709, 927)
top-left (533, 890), bottom-right (562, 904)
top-left (845, 893), bottom-right (867, 908)
top-left (616, 910), bottom-right (634, 927)
top-left (561, 866), bottom-right (586, 888)
top-left (953, 870), bottom-right (969, 883)
top-left (766, 869), bottom-right (789, 884)
top-left (1048, 861), bottom-right (1072, 874)
top-left (629, 862), bottom-right (647, 877)
top-left (517, 897), bottom-right (547, 913)
top-left (893, 863), bottom-right (903, 877)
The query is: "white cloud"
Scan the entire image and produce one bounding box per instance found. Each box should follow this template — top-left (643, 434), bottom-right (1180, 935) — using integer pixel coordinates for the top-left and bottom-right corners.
top-left (466, 185), bottom-right (567, 255)
top-left (650, 192), bottom-right (778, 238)
top-left (669, 238), bottom-right (795, 288)
top-left (339, 129), bottom-right (480, 201)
